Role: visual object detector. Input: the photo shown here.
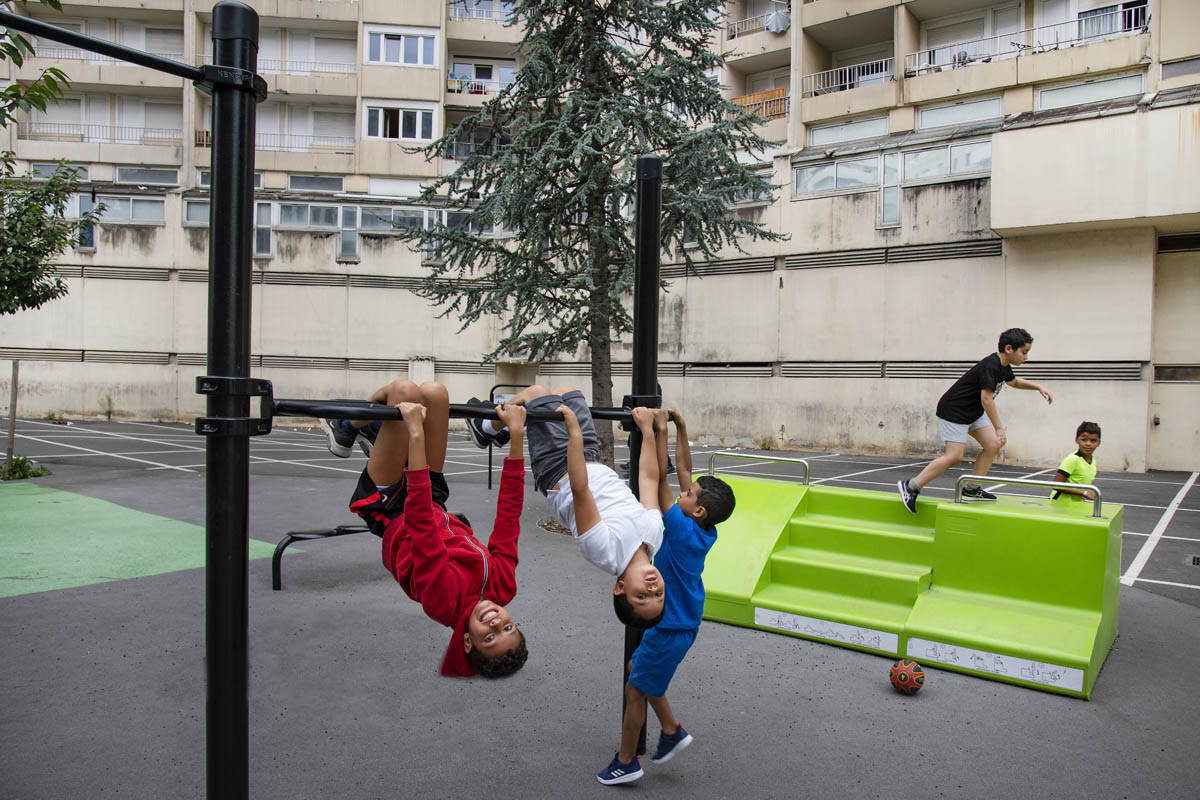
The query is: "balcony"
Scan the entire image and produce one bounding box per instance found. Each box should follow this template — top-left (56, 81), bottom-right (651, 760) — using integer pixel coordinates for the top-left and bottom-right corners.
top-left (801, 58), bottom-right (894, 97)
top-left (35, 44), bottom-right (184, 64)
top-left (449, 1), bottom-right (515, 23)
top-left (443, 140), bottom-right (495, 160)
top-left (194, 130), bottom-right (354, 152)
top-left (446, 76), bottom-right (513, 96)
top-left (19, 122), bottom-right (182, 145)
top-left (731, 87), bottom-right (790, 120)
top-left (200, 54), bottom-right (356, 75)
top-left (728, 3), bottom-right (790, 39)
top-left (904, 7), bottom-right (1149, 76)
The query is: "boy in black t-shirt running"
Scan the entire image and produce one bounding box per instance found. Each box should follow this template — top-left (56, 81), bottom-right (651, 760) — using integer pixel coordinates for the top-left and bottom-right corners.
top-left (897, 328), bottom-right (1053, 513)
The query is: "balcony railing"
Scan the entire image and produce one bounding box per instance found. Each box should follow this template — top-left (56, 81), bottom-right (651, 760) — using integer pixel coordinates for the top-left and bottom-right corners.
top-left (728, 3), bottom-right (789, 38)
top-left (731, 87), bottom-right (789, 121)
top-left (905, 7), bottom-right (1149, 76)
top-left (447, 77), bottom-right (514, 95)
top-left (443, 140), bottom-right (493, 160)
top-left (18, 122), bottom-right (182, 144)
top-left (194, 130), bottom-right (354, 152)
top-left (32, 44), bottom-right (184, 64)
top-left (449, 2), bottom-right (516, 23)
top-left (199, 54), bottom-right (356, 75)
top-left (801, 58), bottom-right (894, 98)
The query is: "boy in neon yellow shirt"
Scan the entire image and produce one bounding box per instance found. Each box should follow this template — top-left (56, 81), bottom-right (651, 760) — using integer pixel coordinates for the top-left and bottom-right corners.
top-left (1051, 421), bottom-right (1101, 505)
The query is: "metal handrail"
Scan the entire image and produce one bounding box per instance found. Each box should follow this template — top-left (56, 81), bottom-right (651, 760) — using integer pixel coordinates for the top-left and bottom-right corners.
top-left (708, 451), bottom-right (810, 485)
top-left (801, 58), bottom-right (894, 98)
top-left (904, 7), bottom-right (1149, 75)
top-left (953, 474), bottom-right (1104, 518)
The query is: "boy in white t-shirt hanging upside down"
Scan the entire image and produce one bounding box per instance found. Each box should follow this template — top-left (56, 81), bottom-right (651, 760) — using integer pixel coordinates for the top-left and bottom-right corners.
top-left (467, 385), bottom-right (667, 629)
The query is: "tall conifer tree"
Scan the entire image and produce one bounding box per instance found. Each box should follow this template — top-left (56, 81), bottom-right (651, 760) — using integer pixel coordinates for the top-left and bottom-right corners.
top-left (406, 0), bottom-right (785, 460)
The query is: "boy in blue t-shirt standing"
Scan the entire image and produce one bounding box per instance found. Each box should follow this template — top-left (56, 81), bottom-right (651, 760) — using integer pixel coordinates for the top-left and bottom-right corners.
top-left (597, 408), bottom-right (736, 786)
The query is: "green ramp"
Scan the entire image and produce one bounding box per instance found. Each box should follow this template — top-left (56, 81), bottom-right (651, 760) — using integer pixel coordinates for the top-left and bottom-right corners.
top-left (0, 482), bottom-right (277, 598)
top-left (702, 475), bottom-right (1121, 699)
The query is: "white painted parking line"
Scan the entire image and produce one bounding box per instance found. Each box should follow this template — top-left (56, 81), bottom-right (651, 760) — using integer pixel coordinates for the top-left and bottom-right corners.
top-left (1133, 577), bottom-right (1200, 591)
top-left (811, 460), bottom-right (931, 485)
top-left (1122, 472), bottom-right (1199, 586)
top-left (15, 433), bottom-right (197, 473)
top-left (985, 468), bottom-right (1054, 493)
top-left (1122, 530), bottom-right (1200, 543)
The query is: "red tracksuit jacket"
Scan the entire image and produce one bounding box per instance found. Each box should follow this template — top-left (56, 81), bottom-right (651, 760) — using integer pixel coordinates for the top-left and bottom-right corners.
top-left (380, 458), bottom-right (525, 677)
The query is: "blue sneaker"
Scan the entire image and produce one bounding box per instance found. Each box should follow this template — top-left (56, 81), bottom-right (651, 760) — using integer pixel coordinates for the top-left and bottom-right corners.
top-left (649, 724), bottom-right (693, 764)
top-left (596, 753), bottom-right (643, 785)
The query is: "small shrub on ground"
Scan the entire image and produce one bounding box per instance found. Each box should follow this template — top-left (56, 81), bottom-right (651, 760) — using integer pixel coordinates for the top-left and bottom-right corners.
top-left (1, 456), bottom-right (50, 481)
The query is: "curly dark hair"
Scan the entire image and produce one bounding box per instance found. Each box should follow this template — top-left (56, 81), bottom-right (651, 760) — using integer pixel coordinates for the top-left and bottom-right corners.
top-left (467, 630), bottom-right (528, 679)
top-left (696, 475), bottom-right (736, 527)
top-left (614, 592), bottom-right (665, 629)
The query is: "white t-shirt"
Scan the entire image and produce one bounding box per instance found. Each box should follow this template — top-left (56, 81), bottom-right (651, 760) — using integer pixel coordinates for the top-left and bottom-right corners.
top-left (546, 462), bottom-right (665, 576)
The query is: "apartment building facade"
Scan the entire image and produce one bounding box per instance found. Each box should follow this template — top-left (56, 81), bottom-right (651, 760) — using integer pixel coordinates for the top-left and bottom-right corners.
top-left (1, 0), bottom-right (1198, 471)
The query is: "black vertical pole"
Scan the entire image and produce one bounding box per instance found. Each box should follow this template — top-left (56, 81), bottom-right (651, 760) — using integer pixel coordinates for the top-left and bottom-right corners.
top-left (623, 154), bottom-right (662, 757)
top-left (205, 3), bottom-right (258, 798)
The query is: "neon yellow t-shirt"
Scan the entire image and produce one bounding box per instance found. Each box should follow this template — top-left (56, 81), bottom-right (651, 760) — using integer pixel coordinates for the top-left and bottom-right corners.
top-left (1052, 451), bottom-right (1097, 503)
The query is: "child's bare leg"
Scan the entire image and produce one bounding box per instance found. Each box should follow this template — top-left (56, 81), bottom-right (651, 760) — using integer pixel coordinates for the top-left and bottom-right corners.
top-left (911, 441), bottom-right (965, 489)
top-left (366, 380), bottom-right (424, 485)
top-left (646, 694), bottom-right (678, 735)
top-left (619, 681), bottom-right (648, 763)
top-left (968, 426), bottom-right (1001, 478)
top-left (417, 381), bottom-right (449, 473)
top-left (506, 384), bottom-right (553, 405)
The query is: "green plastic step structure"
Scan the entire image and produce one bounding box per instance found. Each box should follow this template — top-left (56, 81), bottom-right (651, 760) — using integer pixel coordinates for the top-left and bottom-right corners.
top-left (903, 495), bottom-right (1122, 699)
top-left (701, 475), bottom-right (1121, 699)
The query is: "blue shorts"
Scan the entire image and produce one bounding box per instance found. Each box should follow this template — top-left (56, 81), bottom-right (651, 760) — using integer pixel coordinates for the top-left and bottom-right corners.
top-left (628, 626), bottom-right (697, 698)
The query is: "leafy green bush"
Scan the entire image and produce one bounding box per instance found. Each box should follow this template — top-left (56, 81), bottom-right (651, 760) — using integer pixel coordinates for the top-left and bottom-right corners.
top-left (1, 456), bottom-right (51, 481)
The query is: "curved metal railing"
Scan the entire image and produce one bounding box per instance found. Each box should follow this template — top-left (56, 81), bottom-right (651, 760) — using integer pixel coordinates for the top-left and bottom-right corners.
top-left (708, 451), bottom-right (810, 485)
top-left (954, 474), bottom-right (1104, 518)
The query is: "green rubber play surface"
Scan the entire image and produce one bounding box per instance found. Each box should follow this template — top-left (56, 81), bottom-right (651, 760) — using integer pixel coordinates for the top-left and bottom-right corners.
top-left (703, 475), bottom-right (1122, 699)
top-left (0, 482), bottom-right (276, 598)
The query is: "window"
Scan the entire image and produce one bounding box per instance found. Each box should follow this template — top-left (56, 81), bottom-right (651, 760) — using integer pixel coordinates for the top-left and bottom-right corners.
top-left (808, 117), bottom-right (888, 147)
top-left (918, 97), bottom-right (1002, 129)
top-left (279, 203), bottom-right (339, 228)
top-left (255, 202), bottom-right (272, 257)
top-left (902, 140), bottom-right (992, 183)
top-left (287, 174), bottom-right (344, 193)
top-left (365, 27), bottom-right (437, 67)
top-left (198, 170), bottom-right (263, 189)
top-left (878, 152), bottom-right (900, 227)
top-left (76, 194), bottom-right (95, 249)
top-left (96, 196), bottom-right (165, 222)
top-left (184, 200), bottom-right (210, 225)
top-left (339, 206), bottom-right (358, 260)
top-left (1079, 1), bottom-right (1147, 38)
top-left (116, 167), bottom-right (178, 185)
top-left (365, 102), bottom-right (436, 141)
top-left (794, 155), bottom-right (878, 196)
top-left (732, 168), bottom-right (773, 205)
top-left (1037, 73), bottom-right (1144, 110)
top-left (449, 59), bottom-right (517, 93)
top-left (30, 163), bottom-right (89, 181)
top-left (360, 207), bottom-right (396, 230)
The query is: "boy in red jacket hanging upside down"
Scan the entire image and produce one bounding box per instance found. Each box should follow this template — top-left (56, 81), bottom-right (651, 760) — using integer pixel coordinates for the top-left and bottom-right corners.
top-left (347, 379), bottom-right (529, 678)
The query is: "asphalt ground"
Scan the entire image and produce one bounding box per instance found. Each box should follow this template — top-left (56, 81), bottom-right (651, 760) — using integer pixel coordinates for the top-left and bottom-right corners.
top-left (2, 417), bottom-right (1199, 799)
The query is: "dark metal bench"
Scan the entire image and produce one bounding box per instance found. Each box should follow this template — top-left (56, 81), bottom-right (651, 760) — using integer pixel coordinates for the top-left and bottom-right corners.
top-left (271, 525), bottom-right (375, 590)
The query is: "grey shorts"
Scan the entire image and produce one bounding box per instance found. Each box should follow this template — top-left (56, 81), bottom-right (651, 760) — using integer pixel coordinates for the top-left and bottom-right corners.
top-left (938, 413), bottom-right (991, 444)
top-left (527, 390), bottom-right (598, 494)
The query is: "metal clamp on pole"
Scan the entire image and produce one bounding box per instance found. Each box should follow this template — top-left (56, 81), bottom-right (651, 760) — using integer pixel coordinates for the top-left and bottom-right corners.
top-left (953, 474), bottom-right (1105, 518)
top-left (196, 64), bottom-right (269, 101)
top-left (194, 376), bottom-right (274, 437)
top-left (618, 393), bottom-right (662, 432)
top-left (708, 451), bottom-right (811, 485)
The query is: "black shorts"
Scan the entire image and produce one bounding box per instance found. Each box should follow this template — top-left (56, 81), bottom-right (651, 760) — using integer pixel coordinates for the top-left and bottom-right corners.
top-left (349, 468), bottom-right (450, 537)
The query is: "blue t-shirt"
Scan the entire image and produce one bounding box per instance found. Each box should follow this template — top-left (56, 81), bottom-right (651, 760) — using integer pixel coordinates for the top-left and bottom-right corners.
top-left (655, 504), bottom-right (718, 631)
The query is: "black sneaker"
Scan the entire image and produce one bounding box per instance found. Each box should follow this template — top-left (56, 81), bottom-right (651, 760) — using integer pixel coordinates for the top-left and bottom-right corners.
top-left (897, 480), bottom-right (920, 514)
top-left (962, 485), bottom-right (997, 501)
top-left (322, 418), bottom-right (357, 458)
top-left (356, 421), bottom-right (380, 458)
top-left (464, 397), bottom-right (509, 449)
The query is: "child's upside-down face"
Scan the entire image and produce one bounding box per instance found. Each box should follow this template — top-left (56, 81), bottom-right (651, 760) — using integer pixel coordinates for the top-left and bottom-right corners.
top-left (617, 564), bottom-right (665, 620)
top-left (465, 599), bottom-right (521, 656)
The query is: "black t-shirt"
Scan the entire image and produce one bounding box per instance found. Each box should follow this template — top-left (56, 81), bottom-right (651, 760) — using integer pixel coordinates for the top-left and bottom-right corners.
top-left (936, 353), bottom-right (1015, 424)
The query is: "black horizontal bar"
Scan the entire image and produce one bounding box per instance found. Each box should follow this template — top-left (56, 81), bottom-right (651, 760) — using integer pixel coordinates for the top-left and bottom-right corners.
top-left (0, 10), bottom-right (204, 82)
top-left (270, 398), bottom-right (653, 423)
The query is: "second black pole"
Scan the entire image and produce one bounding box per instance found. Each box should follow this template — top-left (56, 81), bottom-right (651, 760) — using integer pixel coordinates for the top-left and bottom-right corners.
top-left (623, 154), bottom-right (663, 757)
